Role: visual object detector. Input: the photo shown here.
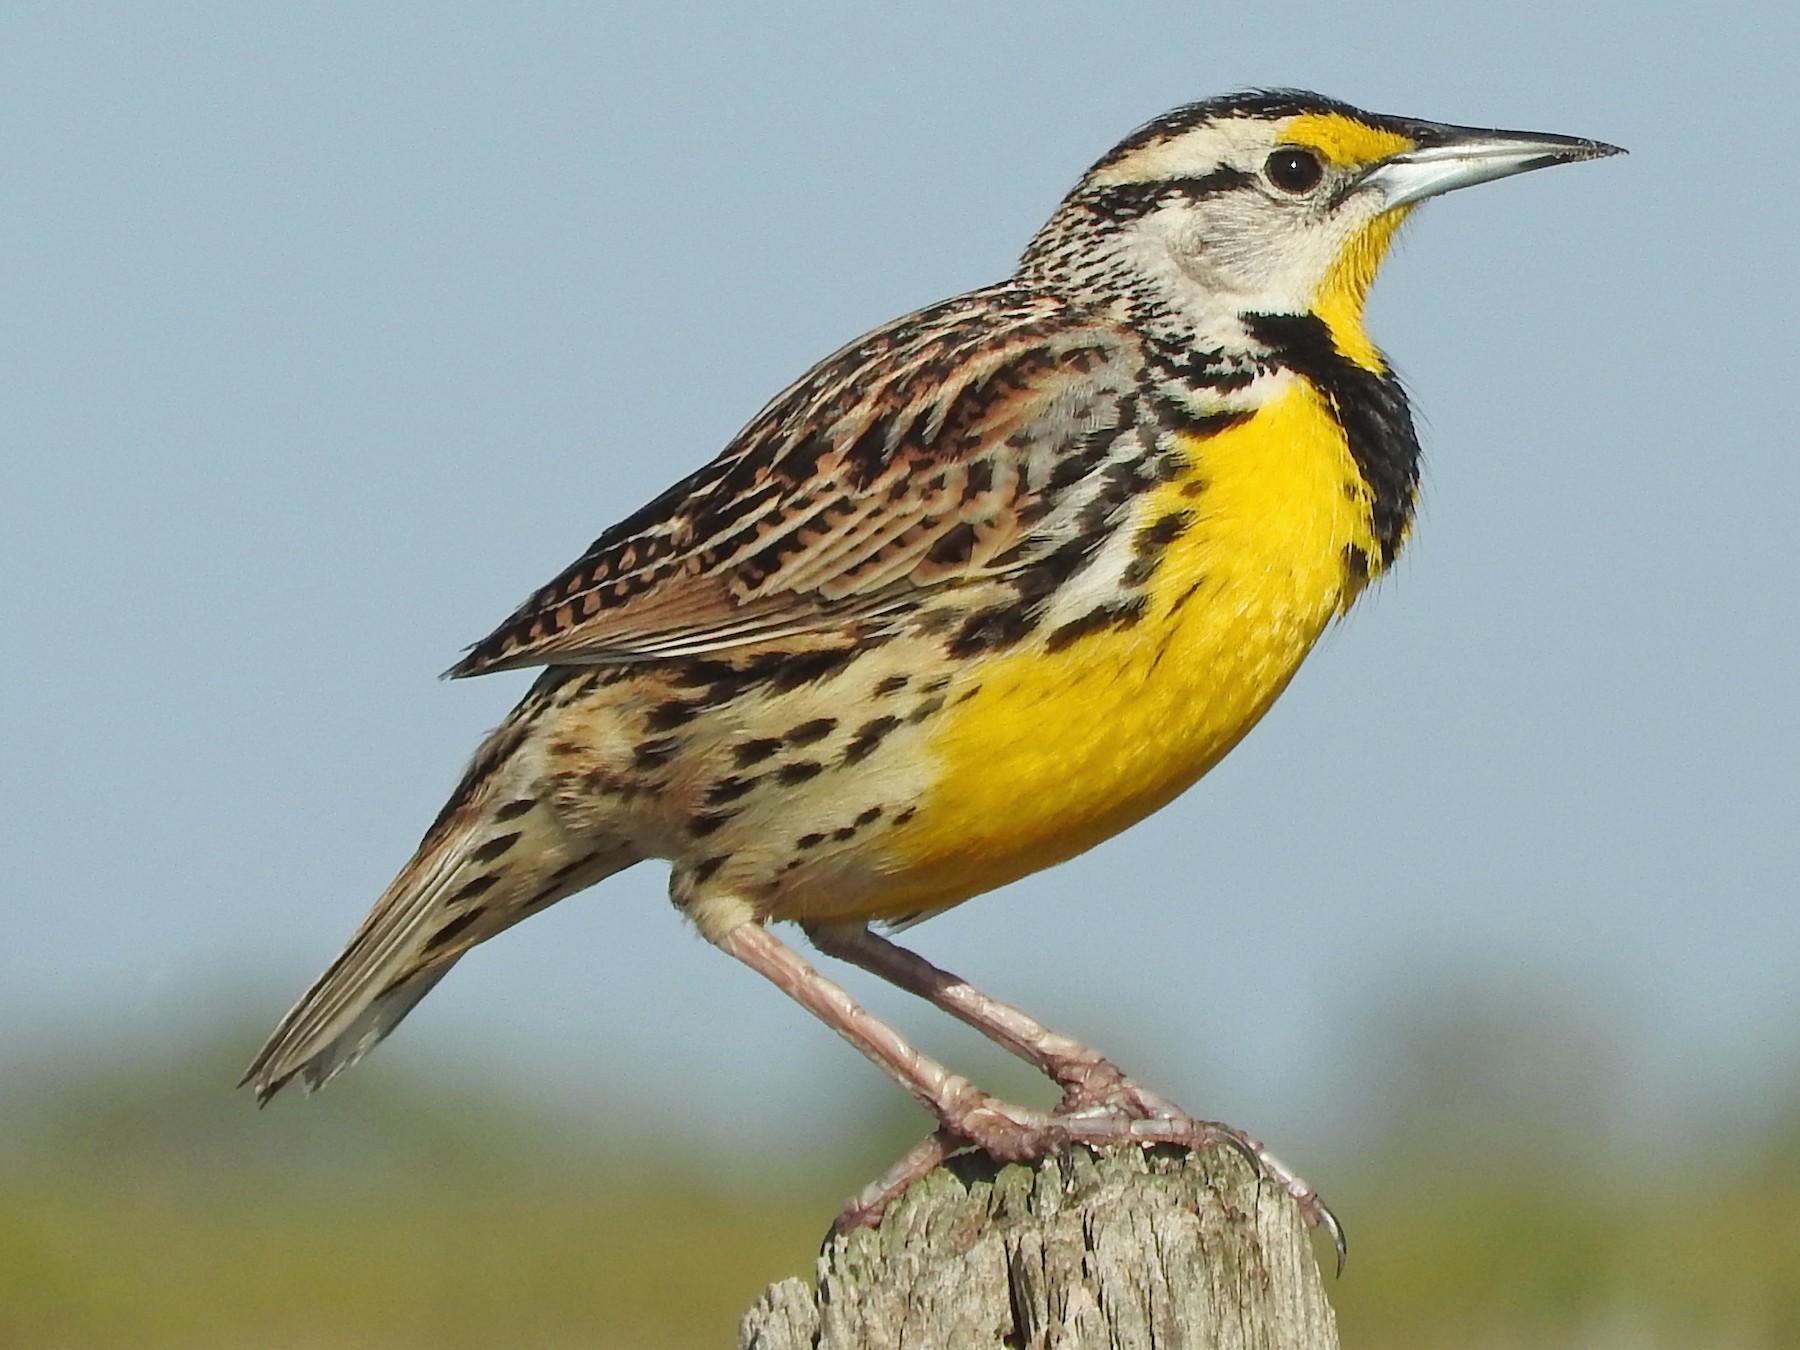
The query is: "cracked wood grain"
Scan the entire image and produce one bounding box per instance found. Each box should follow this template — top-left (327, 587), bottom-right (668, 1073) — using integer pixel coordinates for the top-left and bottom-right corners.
top-left (740, 1144), bottom-right (1339, 1349)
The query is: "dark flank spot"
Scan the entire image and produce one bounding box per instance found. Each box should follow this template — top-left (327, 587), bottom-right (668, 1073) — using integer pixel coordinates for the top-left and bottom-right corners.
top-left (450, 873), bottom-right (499, 903)
top-left (832, 825), bottom-right (857, 841)
top-left (964, 459), bottom-right (993, 495)
top-left (673, 658), bottom-right (739, 688)
top-left (873, 674), bottom-right (910, 697)
top-left (1180, 476), bottom-right (1212, 500)
top-left (909, 695), bottom-right (948, 724)
top-left (424, 910), bottom-right (482, 953)
top-left (691, 856), bottom-right (727, 886)
top-left (781, 858), bottom-right (804, 873)
top-left (914, 605), bottom-right (964, 636)
top-left (777, 760), bottom-right (824, 785)
top-left (766, 647), bottom-right (858, 693)
top-left (796, 832), bottom-right (827, 850)
top-left (854, 806), bottom-right (884, 827)
top-left (689, 811), bottom-right (734, 838)
top-left (734, 738), bottom-right (783, 768)
top-left (1168, 576), bottom-right (1209, 616)
top-left (646, 699), bottom-right (704, 732)
top-left (784, 717), bottom-right (838, 746)
top-left (1123, 511), bottom-right (1192, 587)
top-left (705, 775), bottom-right (760, 805)
top-left (948, 603), bottom-right (1036, 659)
top-left (921, 675), bottom-right (951, 693)
top-left (1044, 599), bottom-right (1147, 653)
top-left (470, 832), bottom-right (522, 864)
top-left (1342, 544), bottom-right (1371, 588)
top-left (493, 798), bottom-right (535, 822)
top-left (1137, 510), bottom-right (1193, 553)
top-left (844, 715), bottom-right (902, 764)
top-left (691, 664), bottom-right (771, 709)
top-left (582, 766), bottom-right (643, 801)
top-left (925, 522), bottom-right (980, 569)
top-left (892, 806), bottom-right (918, 826)
top-left (633, 738), bottom-right (677, 770)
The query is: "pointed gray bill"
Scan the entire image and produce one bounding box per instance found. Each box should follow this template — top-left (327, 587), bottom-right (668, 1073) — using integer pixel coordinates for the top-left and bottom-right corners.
top-left (1359, 127), bottom-right (1626, 209)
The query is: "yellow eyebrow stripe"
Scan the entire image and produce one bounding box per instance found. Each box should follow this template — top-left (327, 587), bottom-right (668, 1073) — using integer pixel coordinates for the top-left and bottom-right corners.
top-left (1282, 112), bottom-right (1413, 167)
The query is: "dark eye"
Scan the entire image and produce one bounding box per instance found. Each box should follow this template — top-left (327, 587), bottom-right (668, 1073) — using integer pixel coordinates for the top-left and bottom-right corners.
top-left (1264, 148), bottom-right (1324, 195)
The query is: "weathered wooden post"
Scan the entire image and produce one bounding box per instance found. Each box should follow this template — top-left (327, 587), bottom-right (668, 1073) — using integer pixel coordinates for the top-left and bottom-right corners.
top-left (741, 1144), bottom-right (1339, 1349)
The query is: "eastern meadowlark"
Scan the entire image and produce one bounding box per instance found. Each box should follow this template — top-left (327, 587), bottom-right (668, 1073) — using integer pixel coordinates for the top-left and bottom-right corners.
top-left (245, 90), bottom-right (1620, 1238)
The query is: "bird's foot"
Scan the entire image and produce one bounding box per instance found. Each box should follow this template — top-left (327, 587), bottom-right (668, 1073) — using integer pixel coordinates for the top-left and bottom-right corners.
top-left (832, 1100), bottom-right (1343, 1270)
top-left (1049, 1058), bottom-right (1181, 1119)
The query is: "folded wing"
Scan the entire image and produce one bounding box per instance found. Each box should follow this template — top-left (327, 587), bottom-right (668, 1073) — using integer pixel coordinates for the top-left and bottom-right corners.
top-left (449, 287), bottom-right (1145, 676)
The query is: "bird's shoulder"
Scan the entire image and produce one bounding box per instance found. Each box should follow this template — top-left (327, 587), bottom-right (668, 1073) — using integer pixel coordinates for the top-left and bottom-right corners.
top-left (450, 284), bottom-right (1153, 677)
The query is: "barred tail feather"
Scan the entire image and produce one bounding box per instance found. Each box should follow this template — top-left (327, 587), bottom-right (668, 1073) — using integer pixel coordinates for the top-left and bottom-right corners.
top-left (243, 795), bottom-right (637, 1103)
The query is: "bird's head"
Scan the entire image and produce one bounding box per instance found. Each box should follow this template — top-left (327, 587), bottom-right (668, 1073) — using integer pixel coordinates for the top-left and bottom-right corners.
top-left (1020, 91), bottom-right (1622, 370)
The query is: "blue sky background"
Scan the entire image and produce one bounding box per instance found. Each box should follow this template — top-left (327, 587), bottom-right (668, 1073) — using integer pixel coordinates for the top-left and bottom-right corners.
top-left (3, 2), bottom-right (1796, 1165)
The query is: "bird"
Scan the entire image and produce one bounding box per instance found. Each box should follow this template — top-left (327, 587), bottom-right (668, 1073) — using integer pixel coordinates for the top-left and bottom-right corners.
top-left (244, 89), bottom-right (1621, 1236)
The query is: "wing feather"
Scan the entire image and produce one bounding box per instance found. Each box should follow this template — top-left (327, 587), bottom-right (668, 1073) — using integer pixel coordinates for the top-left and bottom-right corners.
top-left (449, 286), bottom-right (1144, 676)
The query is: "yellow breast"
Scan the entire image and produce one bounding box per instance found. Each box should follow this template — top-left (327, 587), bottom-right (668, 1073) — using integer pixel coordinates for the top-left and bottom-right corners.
top-left (872, 379), bottom-right (1380, 916)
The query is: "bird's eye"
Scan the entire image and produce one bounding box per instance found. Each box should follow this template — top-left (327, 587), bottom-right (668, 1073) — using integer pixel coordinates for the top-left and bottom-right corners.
top-left (1264, 148), bottom-right (1325, 195)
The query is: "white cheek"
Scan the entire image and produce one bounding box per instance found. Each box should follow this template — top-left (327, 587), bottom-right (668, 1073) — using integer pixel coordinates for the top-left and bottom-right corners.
top-left (1127, 213), bottom-right (1225, 300)
top-left (1181, 206), bottom-right (1354, 316)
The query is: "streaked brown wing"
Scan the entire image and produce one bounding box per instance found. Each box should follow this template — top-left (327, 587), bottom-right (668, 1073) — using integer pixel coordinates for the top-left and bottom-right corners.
top-left (449, 285), bottom-right (1144, 677)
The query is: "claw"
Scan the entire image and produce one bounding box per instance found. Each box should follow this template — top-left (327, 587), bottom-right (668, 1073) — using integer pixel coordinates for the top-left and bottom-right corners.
top-left (1316, 1202), bottom-right (1349, 1277)
top-left (842, 1097), bottom-right (1344, 1274)
top-left (830, 1128), bottom-right (958, 1239)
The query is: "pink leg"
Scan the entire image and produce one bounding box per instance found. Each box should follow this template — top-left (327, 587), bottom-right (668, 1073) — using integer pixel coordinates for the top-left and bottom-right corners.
top-left (805, 921), bottom-right (1178, 1117)
top-left (712, 922), bottom-right (1042, 1161)
top-left (712, 920), bottom-right (1343, 1265)
top-left (804, 923), bottom-right (1342, 1261)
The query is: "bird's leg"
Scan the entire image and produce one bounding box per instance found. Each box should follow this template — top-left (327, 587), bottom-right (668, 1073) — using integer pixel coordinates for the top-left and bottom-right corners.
top-left (804, 921), bottom-right (1178, 1118)
top-left (710, 919), bottom-right (1341, 1259)
top-left (800, 921), bottom-right (1343, 1258)
top-left (709, 920), bottom-right (1048, 1161)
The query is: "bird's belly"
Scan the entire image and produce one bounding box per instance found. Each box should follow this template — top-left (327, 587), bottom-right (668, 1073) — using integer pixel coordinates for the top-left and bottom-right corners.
top-left (862, 385), bottom-right (1379, 917)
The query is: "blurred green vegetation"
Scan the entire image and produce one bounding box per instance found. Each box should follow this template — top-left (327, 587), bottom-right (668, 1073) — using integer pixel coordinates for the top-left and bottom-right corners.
top-left (2, 1000), bottom-right (1797, 1349)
